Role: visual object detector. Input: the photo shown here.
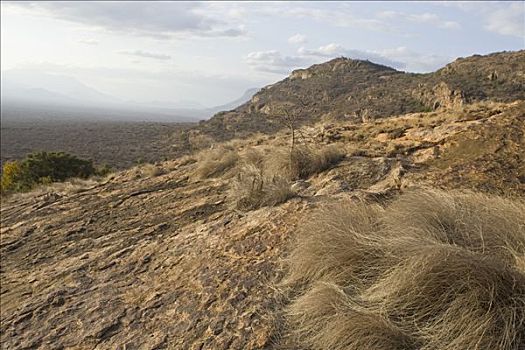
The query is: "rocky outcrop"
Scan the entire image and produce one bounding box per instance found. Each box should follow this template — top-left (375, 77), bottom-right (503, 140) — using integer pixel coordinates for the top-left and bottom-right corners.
top-left (413, 81), bottom-right (467, 110)
top-left (289, 69), bottom-right (312, 80)
top-left (1, 101), bottom-right (524, 349)
top-left (199, 51), bottom-right (525, 141)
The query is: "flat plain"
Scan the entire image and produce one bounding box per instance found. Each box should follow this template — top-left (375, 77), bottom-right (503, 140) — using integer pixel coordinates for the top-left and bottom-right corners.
top-left (1, 119), bottom-right (193, 169)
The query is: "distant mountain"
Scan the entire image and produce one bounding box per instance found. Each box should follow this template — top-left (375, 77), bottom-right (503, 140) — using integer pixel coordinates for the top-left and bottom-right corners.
top-left (199, 50), bottom-right (525, 140)
top-left (1, 70), bottom-right (260, 122)
top-left (206, 88), bottom-right (260, 115)
top-left (1, 86), bottom-right (80, 106)
top-left (1, 76), bottom-right (200, 123)
top-left (125, 89), bottom-right (260, 121)
top-left (2, 70), bottom-right (120, 105)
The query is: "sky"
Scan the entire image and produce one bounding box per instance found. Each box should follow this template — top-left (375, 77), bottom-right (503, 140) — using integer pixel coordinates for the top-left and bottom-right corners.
top-left (1, 1), bottom-right (524, 108)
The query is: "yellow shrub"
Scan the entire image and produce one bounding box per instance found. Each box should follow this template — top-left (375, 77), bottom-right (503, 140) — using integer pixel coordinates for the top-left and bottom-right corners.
top-left (1, 161), bottom-right (24, 193)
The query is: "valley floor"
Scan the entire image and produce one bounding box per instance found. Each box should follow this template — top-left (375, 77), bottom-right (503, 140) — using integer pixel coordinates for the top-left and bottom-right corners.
top-left (1, 120), bottom-right (192, 170)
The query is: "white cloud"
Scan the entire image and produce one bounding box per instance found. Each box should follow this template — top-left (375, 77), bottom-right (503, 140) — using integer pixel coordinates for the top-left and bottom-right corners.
top-left (118, 50), bottom-right (171, 61)
top-left (377, 10), bottom-right (461, 30)
top-left (376, 10), bottom-right (397, 19)
top-left (299, 43), bottom-right (345, 57)
top-left (410, 13), bottom-right (461, 29)
top-left (437, 1), bottom-right (524, 38)
top-left (286, 6), bottom-right (388, 31)
top-left (485, 2), bottom-right (525, 38)
top-left (4, 2), bottom-right (246, 39)
top-left (246, 44), bottom-right (452, 75)
top-left (377, 46), bottom-right (451, 72)
top-left (77, 38), bottom-right (99, 45)
top-left (245, 50), bottom-right (309, 74)
top-left (268, 6), bottom-right (463, 33)
top-left (288, 33), bottom-right (307, 45)
top-left (298, 44), bottom-right (406, 69)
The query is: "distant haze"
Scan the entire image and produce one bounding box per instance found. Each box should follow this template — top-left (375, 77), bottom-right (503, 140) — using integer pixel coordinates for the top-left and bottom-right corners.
top-left (1, 68), bottom-right (259, 122)
top-left (1, 1), bottom-right (524, 120)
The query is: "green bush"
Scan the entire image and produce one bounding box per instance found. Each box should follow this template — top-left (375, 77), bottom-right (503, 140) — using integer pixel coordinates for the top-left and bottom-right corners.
top-left (1, 151), bottom-right (99, 194)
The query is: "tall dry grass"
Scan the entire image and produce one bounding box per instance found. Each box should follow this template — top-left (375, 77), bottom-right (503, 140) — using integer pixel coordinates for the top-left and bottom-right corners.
top-left (231, 144), bottom-right (344, 210)
top-left (273, 145), bottom-right (345, 180)
top-left (140, 163), bottom-right (166, 177)
top-left (285, 188), bottom-right (525, 350)
top-left (231, 149), bottom-right (295, 210)
top-left (194, 146), bottom-right (239, 179)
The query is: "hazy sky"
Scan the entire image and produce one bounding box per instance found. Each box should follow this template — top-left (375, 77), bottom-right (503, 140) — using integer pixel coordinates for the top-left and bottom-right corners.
top-left (1, 1), bottom-right (524, 107)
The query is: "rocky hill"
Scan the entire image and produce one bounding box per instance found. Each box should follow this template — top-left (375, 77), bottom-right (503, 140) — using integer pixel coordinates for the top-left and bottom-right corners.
top-left (199, 50), bottom-right (525, 140)
top-left (1, 98), bottom-right (524, 348)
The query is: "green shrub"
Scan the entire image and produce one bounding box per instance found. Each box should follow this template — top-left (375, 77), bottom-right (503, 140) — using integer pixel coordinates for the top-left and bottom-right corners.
top-left (1, 151), bottom-right (98, 194)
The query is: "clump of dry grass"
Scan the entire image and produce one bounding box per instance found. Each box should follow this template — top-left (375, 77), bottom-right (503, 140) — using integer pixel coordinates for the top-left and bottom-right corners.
top-left (284, 200), bottom-right (387, 288)
top-left (382, 190), bottom-right (525, 264)
top-left (231, 144), bottom-right (344, 210)
top-left (7, 177), bottom-right (102, 201)
top-left (194, 146), bottom-right (239, 179)
top-left (141, 163), bottom-right (166, 177)
top-left (285, 188), bottom-right (525, 350)
top-left (232, 149), bottom-right (295, 210)
top-left (272, 144), bottom-right (345, 180)
top-left (288, 283), bottom-right (416, 350)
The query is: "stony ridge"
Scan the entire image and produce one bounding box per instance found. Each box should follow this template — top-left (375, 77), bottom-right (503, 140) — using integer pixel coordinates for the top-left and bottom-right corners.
top-left (199, 50), bottom-right (525, 141)
top-left (1, 100), bottom-right (524, 349)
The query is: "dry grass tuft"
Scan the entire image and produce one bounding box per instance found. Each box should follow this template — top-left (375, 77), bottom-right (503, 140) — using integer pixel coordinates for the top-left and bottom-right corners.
top-left (230, 143), bottom-right (343, 210)
top-left (285, 188), bottom-right (525, 350)
top-left (382, 189), bottom-right (525, 264)
top-left (194, 146), bottom-right (239, 179)
top-left (271, 145), bottom-right (345, 180)
top-left (288, 283), bottom-right (416, 350)
top-left (141, 163), bottom-right (166, 177)
top-left (284, 200), bottom-right (386, 288)
top-left (231, 149), bottom-right (295, 211)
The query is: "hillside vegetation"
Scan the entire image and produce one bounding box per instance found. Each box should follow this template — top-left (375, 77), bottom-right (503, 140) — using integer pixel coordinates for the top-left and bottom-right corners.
top-left (1, 151), bottom-right (109, 194)
top-left (199, 50), bottom-right (525, 140)
top-left (1, 51), bottom-right (524, 349)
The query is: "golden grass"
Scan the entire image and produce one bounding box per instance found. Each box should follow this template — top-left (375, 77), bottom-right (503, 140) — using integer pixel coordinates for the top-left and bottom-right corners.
top-left (271, 144), bottom-right (345, 181)
top-left (285, 188), bottom-right (525, 350)
top-left (288, 283), bottom-right (416, 350)
top-left (231, 149), bottom-right (295, 211)
top-left (230, 144), bottom-right (344, 210)
top-left (140, 163), bottom-right (166, 177)
top-left (194, 146), bottom-right (239, 179)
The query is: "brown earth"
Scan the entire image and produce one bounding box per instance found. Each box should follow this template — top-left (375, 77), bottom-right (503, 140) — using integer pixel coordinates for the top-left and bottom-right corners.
top-left (1, 100), bottom-right (524, 349)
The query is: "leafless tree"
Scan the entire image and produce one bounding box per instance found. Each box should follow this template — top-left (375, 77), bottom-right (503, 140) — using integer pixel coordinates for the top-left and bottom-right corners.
top-left (271, 93), bottom-right (309, 152)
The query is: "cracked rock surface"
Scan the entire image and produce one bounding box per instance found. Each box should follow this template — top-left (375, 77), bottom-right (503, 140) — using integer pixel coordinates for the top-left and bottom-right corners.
top-left (1, 101), bottom-right (523, 349)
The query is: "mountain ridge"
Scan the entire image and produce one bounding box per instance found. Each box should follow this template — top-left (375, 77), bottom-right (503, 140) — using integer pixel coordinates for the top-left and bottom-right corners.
top-left (1, 71), bottom-right (258, 122)
top-left (198, 50), bottom-right (525, 141)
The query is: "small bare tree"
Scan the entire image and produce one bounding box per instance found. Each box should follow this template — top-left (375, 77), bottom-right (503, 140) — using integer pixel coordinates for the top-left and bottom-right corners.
top-left (266, 93), bottom-right (314, 178)
top-left (270, 93), bottom-right (309, 153)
